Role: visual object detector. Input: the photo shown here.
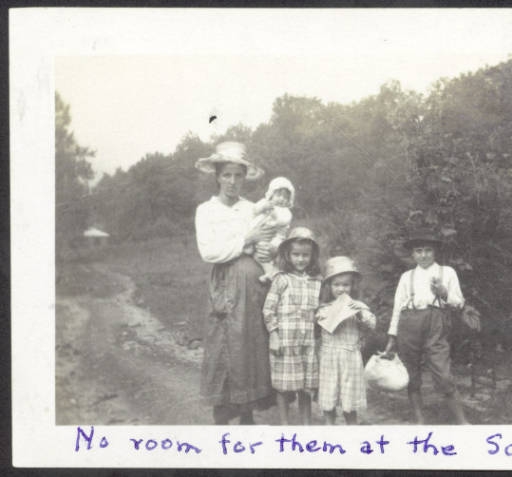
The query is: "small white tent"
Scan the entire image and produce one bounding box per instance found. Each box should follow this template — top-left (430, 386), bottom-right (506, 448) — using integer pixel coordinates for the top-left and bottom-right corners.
top-left (83, 227), bottom-right (110, 247)
top-left (84, 227), bottom-right (110, 238)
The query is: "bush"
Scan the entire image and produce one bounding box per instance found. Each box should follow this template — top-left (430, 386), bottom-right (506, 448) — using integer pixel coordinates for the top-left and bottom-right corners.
top-left (89, 59), bottom-right (512, 351)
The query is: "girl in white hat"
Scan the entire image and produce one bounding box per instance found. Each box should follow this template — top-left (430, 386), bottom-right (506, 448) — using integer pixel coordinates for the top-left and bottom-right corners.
top-left (244, 177), bottom-right (295, 283)
top-left (316, 256), bottom-right (376, 425)
top-left (262, 227), bottom-right (322, 425)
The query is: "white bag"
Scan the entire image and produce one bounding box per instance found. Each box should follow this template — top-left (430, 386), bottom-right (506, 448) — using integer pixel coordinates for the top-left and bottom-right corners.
top-left (364, 353), bottom-right (409, 392)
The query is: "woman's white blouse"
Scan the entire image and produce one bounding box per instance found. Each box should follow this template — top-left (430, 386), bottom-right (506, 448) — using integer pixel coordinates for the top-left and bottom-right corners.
top-left (195, 195), bottom-right (254, 263)
top-left (387, 262), bottom-right (464, 336)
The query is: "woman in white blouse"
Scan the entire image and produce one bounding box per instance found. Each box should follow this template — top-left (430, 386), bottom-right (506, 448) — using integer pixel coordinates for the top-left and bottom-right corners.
top-left (195, 141), bottom-right (278, 424)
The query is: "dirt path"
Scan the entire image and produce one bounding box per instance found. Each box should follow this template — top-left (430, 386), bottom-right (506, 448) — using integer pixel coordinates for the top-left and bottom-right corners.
top-left (56, 265), bottom-right (209, 425)
top-left (56, 264), bottom-right (325, 425)
top-left (56, 262), bottom-right (511, 426)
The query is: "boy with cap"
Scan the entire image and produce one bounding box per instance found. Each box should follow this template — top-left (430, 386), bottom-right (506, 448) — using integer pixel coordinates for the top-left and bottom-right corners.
top-left (383, 229), bottom-right (469, 424)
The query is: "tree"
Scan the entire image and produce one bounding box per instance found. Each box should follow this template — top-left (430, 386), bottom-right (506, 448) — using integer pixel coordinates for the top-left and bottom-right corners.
top-left (88, 59), bottom-right (512, 348)
top-left (55, 92), bottom-right (94, 254)
top-left (92, 133), bottom-right (212, 241)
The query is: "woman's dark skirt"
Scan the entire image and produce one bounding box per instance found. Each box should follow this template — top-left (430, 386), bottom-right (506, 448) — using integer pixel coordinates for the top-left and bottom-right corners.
top-left (200, 254), bottom-right (274, 415)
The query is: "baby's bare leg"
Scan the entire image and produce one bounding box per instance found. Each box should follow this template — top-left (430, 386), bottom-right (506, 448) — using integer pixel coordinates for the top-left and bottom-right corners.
top-left (258, 256), bottom-right (277, 283)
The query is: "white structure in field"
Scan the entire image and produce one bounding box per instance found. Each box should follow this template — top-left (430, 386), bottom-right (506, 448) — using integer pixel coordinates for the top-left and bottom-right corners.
top-left (83, 227), bottom-right (110, 247)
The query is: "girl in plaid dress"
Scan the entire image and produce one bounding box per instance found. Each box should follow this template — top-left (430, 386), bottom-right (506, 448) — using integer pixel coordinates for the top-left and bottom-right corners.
top-left (263, 227), bottom-right (322, 425)
top-left (317, 257), bottom-right (376, 425)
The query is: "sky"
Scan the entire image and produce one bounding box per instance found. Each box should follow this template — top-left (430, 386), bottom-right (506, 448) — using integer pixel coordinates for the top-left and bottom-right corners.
top-left (54, 10), bottom-right (512, 182)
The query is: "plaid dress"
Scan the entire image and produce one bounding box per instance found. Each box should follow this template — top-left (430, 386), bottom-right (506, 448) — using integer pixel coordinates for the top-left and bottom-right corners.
top-left (263, 272), bottom-right (322, 392)
top-left (317, 303), bottom-right (376, 412)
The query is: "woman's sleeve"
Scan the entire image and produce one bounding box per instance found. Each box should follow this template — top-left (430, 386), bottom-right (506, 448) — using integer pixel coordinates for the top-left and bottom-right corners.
top-left (252, 199), bottom-right (267, 216)
top-left (195, 203), bottom-right (246, 264)
top-left (263, 275), bottom-right (286, 333)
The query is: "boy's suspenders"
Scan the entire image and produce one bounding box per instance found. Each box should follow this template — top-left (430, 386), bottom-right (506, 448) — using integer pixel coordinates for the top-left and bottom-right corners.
top-left (408, 269), bottom-right (416, 310)
top-left (407, 265), bottom-right (444, 309)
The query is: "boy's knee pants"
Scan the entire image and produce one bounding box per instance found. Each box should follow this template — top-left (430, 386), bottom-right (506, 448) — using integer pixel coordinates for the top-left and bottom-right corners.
top-left (396, 308), bottom-right (456, 395)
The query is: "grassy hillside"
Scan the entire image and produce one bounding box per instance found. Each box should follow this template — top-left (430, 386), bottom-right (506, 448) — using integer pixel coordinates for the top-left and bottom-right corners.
top-left (56, 233), bottom-right (512, 424)
top-left (99, 237), bottom-right (210, 343)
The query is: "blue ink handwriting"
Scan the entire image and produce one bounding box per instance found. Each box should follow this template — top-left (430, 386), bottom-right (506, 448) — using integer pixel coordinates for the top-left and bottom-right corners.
top-left (486, 433), bottom-right (512, 456)
top-left (75, 426), bottom-right (512, 460)
top-left (129, 437), bottom-right (201, 454)
top-left (219, 433), bottom-right (263, 455)
top-left (75, 426), bottom-right (109, 452)
top-left (406, 431), bottom-right (456, 456)
top-left (360, 435), bottom-right (390, 454)
top-left (275, 433), bottom-right (346, 454)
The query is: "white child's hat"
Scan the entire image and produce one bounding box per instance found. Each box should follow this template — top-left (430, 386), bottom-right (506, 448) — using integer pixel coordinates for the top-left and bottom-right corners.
top-left (277, 226), bottom-right (318, 255)
top-left (265, 176), bottom-right (295, 206)
top-left (324, 256), bottom-right (361, 282)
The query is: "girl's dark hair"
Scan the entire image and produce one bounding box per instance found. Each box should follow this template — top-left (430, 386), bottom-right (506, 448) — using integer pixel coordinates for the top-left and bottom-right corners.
top-left (320, 273), bottom-right (361, 304)
top-left (277, 238), bottom-right (321, 276)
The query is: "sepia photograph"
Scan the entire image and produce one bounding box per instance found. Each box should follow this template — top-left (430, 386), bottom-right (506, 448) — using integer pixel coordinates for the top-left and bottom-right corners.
top-left (10, 6), bottom-right (512, 469)
top-left (52, 14), bottom-right (512, 428)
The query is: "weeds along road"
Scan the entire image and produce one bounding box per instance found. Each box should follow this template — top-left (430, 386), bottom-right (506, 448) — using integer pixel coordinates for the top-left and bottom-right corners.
top-left (56, 264), bottom-right (209, 425)
top-left (56, 262), bottom-right (506, 425)
top-left (56, 263), bottom-right (410, 425)
top-left (56, 263), bottom-right (290, 425)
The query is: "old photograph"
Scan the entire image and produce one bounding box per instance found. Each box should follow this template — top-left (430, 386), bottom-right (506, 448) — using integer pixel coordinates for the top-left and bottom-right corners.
top-left (54, 38), bottom-right (512, 427)
top-left (52, 13), bottom-right (512, 429)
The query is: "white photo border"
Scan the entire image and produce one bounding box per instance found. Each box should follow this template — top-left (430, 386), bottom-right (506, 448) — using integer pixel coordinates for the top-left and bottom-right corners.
top-left (10, 7), bottom-right (512, 469)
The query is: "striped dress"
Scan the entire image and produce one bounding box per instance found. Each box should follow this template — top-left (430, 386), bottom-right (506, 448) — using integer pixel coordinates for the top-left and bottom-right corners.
top-left (263, 272), bottom-right (322, 392)
top-left (317, 301), bottom-right (376, 413)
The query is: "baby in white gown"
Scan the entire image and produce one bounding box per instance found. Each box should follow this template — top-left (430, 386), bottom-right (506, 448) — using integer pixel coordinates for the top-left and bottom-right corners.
top-left (244, 177), bottom-right (295, 283)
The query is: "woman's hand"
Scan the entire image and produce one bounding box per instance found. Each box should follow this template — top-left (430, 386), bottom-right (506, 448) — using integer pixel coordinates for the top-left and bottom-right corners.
top-left (254, 198), bottom-right (274, 215)
top-left (245, 222), bottom-right (277, 246)
top-left (269, 330), bottom-right (281, 356)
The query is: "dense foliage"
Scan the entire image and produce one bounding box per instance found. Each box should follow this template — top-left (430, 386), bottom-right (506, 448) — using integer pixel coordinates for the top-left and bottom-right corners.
top-left (57, 59), bottom-right (512, 348)
top-left (55, 92), bottom-right (94, 256)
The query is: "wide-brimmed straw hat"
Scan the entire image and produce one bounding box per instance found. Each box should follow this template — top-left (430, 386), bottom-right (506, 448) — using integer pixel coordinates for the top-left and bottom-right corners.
top-left (324, 256), bottom-right (361, 282)
top-left (195, 141), bottom-right (264, 181)
top-left (278, 226), bottom-right (319, 254)
top-left (403, 228), bottom-right (443, 250)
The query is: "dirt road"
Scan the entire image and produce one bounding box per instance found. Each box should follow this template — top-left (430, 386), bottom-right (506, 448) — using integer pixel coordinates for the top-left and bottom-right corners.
top-left (56, 265), bottom-right (210, 425)
top-left (56, 263), bottom-right (341, 425)
top-left (56, 262), bottom-right (510, 426)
